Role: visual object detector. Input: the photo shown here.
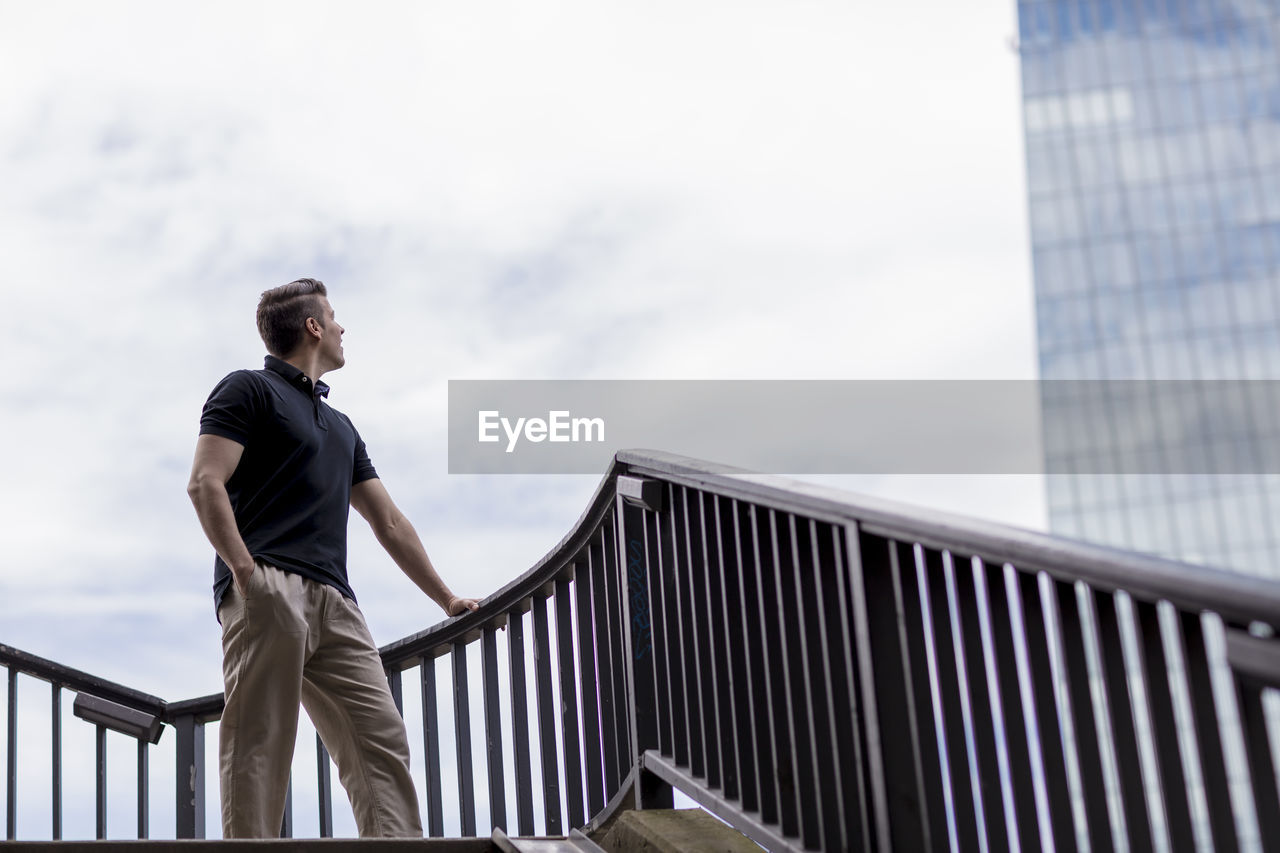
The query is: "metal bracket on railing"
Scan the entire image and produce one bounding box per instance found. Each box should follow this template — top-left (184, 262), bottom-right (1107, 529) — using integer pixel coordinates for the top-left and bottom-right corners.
top-left (72, 693), bottom-right (163, 743)
top-left (618, 475), bottom-right (664, 513)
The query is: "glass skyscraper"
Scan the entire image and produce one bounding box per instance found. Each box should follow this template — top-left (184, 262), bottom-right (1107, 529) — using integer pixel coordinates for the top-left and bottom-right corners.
top-left (1018, 0), bottom-right (1280, 578)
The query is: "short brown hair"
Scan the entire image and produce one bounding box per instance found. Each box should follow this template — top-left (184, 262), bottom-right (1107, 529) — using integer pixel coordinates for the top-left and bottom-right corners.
top-left (256, 278), bottom-right (328, 357)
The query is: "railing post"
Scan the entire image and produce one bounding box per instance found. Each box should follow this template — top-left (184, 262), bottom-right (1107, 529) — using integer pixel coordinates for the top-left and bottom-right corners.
top-left (616, 475), bottom-right (674, 810)
top-left (419, 657), bottom-right (446, 837)
top-left (51, 684), bottom-right (61, 840)
top-left (7, 667), bottom-right (16, 841)
top-left (95, 725), bottom-right (106, 839)
top-left (452, 642), bottom-right (477, 837)
top-left (280, 773), bottom-right (292, 838)
top-left (316, 734), bottom-right (334, 838)
top-left (137, 739), bottom-right (148, 839)
top-left (174, 713), bottom-right (205, 838)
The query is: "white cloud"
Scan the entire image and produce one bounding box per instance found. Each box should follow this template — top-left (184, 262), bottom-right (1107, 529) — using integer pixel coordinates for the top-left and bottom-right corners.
top-left (0, 0), bottom-right (1039, 836)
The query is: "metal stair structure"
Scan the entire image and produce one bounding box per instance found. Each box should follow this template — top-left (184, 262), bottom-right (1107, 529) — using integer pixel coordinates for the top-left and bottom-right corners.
top-left (0, 840), bottom-right (491, 852)
top-left (0, 829), bottom-right (605, 852)
top-left (4, 450), bottom-right (1280, 851)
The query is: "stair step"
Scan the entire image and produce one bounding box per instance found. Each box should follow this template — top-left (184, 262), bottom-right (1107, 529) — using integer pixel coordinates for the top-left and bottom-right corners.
top-left (491, 828), bottom-right (604, 853)
top-left (0, 839), bottom-right (495, 852)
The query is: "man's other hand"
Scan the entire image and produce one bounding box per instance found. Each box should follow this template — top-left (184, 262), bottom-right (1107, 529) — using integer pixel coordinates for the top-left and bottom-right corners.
top-left (231, 562), bottom-right (256, 598)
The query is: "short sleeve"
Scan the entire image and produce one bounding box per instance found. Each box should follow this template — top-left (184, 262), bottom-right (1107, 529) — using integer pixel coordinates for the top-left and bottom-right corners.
top-left (352, 426), bottom-right (378, 485)
top-left (199, 371), bottom-right (260, 445)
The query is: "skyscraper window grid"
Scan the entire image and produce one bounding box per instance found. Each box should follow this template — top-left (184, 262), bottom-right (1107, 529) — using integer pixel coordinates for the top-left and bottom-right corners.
top-left (1018, 2), bottom-right (1280, 849)
top-left (1019, 0), bottom-right (1280, 579)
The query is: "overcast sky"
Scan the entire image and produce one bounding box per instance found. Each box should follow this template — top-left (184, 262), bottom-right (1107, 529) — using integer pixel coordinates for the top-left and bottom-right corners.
top-left (0, 0), bottom-right (1038, 837)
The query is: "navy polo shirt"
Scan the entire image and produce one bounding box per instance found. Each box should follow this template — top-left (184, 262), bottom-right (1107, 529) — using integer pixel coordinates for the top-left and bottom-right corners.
top-left (200, 355), bottom-right (378, 616)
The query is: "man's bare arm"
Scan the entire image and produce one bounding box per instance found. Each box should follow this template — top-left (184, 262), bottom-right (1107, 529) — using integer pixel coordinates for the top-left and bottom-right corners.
top-left (187, 434), bottom-right (256, 595)
top-left (350, 478), bottom-right (479, 617)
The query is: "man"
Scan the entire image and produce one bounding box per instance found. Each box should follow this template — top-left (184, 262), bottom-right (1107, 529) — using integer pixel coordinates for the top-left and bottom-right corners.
top-left (187, 278), bottom-right (478, 838)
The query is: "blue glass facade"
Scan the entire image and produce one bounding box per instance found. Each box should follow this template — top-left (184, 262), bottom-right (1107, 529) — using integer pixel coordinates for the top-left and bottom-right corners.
top-left (1019, 0), bottom-right (1280, 578)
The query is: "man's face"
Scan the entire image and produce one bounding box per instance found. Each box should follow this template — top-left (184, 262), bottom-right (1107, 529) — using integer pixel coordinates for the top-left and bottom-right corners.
top-left (315, 296), bottom-right (345, 370)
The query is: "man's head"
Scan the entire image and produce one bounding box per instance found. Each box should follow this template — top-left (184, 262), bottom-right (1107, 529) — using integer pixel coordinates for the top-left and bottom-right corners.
top-left (256, 278), bottom-right (334, 359)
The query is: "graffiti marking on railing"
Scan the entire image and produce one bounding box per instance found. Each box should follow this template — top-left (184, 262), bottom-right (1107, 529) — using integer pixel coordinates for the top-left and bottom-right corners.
top-left (628, 538), bottom-right (652, 661)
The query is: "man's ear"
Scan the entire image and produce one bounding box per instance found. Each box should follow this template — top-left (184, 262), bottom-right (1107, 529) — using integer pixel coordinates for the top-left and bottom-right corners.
top-left (305, 316), bottom-right (322, 339)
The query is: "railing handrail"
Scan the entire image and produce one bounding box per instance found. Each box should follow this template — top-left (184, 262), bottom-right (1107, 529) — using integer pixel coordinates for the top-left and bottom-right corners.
top-left (618, 449), bottom-right (1280, 629)
top-left (0, 643), bottom-right (166, 715)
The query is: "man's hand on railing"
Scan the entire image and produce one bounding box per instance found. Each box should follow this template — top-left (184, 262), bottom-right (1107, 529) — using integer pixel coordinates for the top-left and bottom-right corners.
top-left (447, 596), bottom-right (481, 616)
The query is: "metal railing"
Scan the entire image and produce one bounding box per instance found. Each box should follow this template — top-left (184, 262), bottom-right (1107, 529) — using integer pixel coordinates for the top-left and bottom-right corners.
top-left (3, 449), bottom-right (1280, 850)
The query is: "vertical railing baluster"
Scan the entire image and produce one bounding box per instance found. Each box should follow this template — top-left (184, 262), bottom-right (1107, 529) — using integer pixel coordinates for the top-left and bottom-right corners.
top-left (7, 668), bottom-right (16, 841)
top-left (555, 577), bottom-right (584, 828)
top-left (420, 655), bottom-right (444, 837)
top-left (590, 531), bottom-right (621, 796)
top-left (280, 773), bottom-right (292, 838)
top-left (740, 505), bottom-right (782, 826)
top-left (1093, 589), bottom-right (1155, 851)
top-left (985, 563), bottom-right (1042, 853)
top-left (137, 739), bottom-right (149, 838)
top-left (757, 508), bottom-right (800, 836)
top-left (600, 514), bottom-right (633, 789)
top-left (1133, 599), bottom-right (1196, 848)
top-left (666, 487), bottom-right (701, 777)
top-left (1055, 580), bottom-right (1116, 852)
top-left (773, 512), bottom-right (816, 845)
top-left (823, 522), bottom-right (871, 852)
top-left (386, 668), bottom-right (403, 717)
top-left (573, 553), bottom-right (605, 816)
top-left (846, 525), bottom-right (894, 851)
top-left (1018, 570), bottom-right (1076, 851)
top-left (481, 625), bottom-right (507, 831)
top-left (316, 734), bottom-right (333, 838)
top-left (174, 713), bottom-right (204, 838)
top-left (952, 552), bottom-right (1011, 853)
top-left (452, 641), bottom-right (476, 836)
top-left (696, 489), bottom-right (727, 794)
top-left (51, 683), bottom-right (61, 840)
top-left (533, 595), bottom-right (563, 834)
top-left (730, 499), bottom-right (773, 822)
top-left (891, 542), bottom-right (949, 853)
top-left (718, 498), bottom-right (761, 815)
top-left (644, 500), bottom-right (675, 761)
top-left (684, 489), bottom-right (715, 790)
top-left (95, 724), bottom-right (107, 839)
top-left (752, 507), bottom-right (803, 840)
top-left (924, 546), bottom-right (978, 851)
top-left (1179, 611), bottom-right (1241, 851)
top-left (384, 670), bottom-right (405, 829)
top-left (509, 609), bottom-right (535, 835)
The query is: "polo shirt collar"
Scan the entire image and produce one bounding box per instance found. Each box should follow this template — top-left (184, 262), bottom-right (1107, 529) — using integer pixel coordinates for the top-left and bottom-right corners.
top-left (264, 354), bottom-right (330, 399)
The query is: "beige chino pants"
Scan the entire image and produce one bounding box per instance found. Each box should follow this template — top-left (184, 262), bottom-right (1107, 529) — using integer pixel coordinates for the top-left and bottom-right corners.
top-left (218, 562), bottom-right (423, 838)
